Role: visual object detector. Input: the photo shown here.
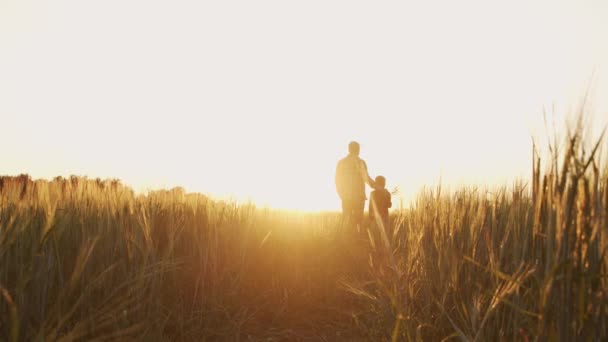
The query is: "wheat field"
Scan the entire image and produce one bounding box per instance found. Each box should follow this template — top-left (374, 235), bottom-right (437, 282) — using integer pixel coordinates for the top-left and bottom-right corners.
top-left (1, 123), bottom-right (607, 341)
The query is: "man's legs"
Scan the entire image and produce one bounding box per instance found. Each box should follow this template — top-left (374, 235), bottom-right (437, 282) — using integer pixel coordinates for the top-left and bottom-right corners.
top-left (341, 199), bottom-right (354, 226)
top-left (341, 199), bottom-right (355, 227)
top-left (353, 199), bottom-right (365, 232)
top-left (342, 198), bottom-right (366, 234)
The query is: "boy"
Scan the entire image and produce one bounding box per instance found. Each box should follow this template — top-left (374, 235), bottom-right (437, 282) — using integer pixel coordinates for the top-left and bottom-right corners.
top-left (369, 175), bottom-right (392, 227)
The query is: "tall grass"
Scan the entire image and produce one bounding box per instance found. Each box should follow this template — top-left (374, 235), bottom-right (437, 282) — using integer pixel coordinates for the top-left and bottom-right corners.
top-left (0, 120), bottom-right (607, 340)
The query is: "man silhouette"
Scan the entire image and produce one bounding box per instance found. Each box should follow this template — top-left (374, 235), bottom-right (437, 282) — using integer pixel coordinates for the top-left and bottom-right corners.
top-left (335, 141), bottom-right (375, 228)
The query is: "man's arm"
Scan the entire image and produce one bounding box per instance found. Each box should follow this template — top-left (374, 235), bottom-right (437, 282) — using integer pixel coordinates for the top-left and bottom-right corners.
top-left (361, 160), bottom-right (375, 188)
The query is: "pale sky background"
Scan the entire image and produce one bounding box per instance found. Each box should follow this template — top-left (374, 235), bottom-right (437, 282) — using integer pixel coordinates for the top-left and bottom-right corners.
top-left (1, 0), bottom-right (607, 210)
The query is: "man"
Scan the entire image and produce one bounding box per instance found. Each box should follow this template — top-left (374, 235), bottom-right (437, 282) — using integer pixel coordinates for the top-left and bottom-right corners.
top-left (335, 141), bottom-right (375, 228)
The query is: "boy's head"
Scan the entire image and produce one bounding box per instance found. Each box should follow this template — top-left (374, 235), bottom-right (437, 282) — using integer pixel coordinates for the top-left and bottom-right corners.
top-left (374, 176), bottom-right (386, 189)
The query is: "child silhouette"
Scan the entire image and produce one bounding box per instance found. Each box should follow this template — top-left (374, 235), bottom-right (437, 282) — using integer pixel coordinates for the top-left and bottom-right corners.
top-left (369, 175), bottom-right (392, 227)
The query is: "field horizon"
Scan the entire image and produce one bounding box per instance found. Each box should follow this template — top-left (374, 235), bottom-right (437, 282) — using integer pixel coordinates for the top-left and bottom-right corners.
top-left (3, 0), bottom-right (608, 339)
top-left (2, 121), bottom-right (608, 341)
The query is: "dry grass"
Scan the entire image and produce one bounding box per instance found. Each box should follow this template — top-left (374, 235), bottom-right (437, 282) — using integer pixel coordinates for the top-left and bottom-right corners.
top-left (1, 120), bottom-right (607, 341)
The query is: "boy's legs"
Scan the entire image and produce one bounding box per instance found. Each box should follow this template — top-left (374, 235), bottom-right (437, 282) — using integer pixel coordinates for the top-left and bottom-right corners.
top-left (379, 215), bottom-right (391, 248)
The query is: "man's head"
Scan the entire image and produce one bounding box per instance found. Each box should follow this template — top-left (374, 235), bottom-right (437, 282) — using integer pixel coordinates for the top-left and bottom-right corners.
top-left (375, 176), bottom-right (386, 189)
top-left (348, 141), bottom-right (360, 156)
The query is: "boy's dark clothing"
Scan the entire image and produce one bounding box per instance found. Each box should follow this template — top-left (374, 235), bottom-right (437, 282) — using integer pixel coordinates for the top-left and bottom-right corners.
top-left (369, 188), bottom-right (391, 221)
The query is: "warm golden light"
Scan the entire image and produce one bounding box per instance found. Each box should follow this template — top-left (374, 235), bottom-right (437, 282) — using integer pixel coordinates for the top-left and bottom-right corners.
top-left (3, 2), bottom-right (608, 339)
top-left (1, 0), bottom-right (607, 211)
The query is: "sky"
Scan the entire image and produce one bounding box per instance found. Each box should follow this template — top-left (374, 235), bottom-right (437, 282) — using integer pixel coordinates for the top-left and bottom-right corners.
top-left (1, 0), bottom-right (607, 211)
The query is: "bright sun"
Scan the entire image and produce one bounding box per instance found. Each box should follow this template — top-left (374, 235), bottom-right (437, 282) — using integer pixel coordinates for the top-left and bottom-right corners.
top-left (1, 0), bottom-right (607, 211)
